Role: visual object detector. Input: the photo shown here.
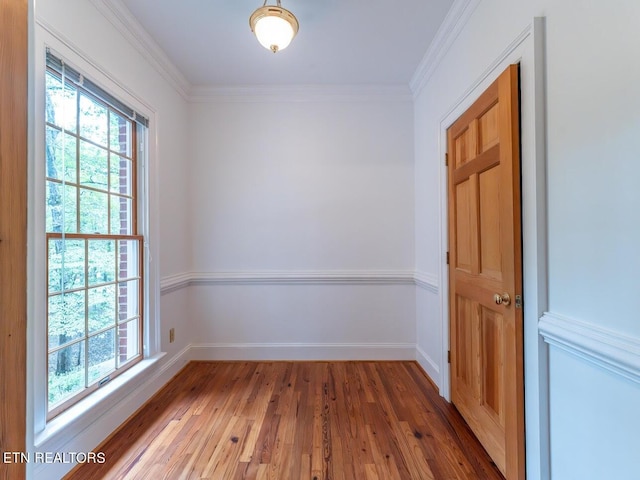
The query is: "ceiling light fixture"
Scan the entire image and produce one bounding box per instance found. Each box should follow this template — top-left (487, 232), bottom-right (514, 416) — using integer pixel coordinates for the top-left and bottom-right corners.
top-left (249, 0), bottom-right (299, 53)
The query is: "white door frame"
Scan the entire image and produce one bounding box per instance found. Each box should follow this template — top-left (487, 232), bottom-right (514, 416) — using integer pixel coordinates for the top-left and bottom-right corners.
top-left (437, 18), bottom-right (550, 479)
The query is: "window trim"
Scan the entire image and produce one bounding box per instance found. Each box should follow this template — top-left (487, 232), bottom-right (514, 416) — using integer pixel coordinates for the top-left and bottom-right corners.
top-left (44, 63), bottom-right (146, 418)
top-left (29, 32), bottom-right (161, 454)
top-left (46, 50), bottom-right (149, 128)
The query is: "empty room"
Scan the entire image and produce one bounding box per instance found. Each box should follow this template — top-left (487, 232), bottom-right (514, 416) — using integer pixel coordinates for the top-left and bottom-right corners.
top-left (1, 0), bottom-right (639, 479)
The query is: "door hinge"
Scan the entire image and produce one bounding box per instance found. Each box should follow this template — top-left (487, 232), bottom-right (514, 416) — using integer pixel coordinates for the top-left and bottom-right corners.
top-left (445, 153), bottom-right (449, 166)
top-left (446, 251), bottom-right (450, 265)
top-left (515, 294), bottom-right (523, 309)
top-left (447, 350), bottom-right (451, 364)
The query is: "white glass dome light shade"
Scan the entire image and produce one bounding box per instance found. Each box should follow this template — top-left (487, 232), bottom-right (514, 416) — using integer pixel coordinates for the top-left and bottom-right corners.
top-left (250, 5), bottom-right (299, 53)
top-left (254, 15), bottom-right (294, 52)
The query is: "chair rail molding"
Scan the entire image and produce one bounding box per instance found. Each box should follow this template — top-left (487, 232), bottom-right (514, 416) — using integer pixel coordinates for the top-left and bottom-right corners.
top-left (414, 271), bottom-right (439, 293)
top-left (160, 270), bottom-right (442, 295)
top-left (539, 312), bottom-right (640, 385)
top-left (159, 271), bottom-right (192, 295)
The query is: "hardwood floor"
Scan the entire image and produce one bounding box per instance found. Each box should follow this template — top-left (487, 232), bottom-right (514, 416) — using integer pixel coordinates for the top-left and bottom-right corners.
top-left (65, 362), bottom-right (504, 480)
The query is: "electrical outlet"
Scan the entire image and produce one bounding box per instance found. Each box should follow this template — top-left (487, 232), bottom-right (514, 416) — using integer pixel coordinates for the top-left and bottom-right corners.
top-left (169, 328), bottom-right (175, 343)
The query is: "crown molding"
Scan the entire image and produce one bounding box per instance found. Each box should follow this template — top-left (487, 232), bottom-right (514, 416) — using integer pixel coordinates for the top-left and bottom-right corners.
top-left (91, 0), bottom-right (191, 99)
top-left (188, 84), bottom-right (413, 104)
top-left (409, 0), bottom-right (482, 97)
top-left (539, 312), bottom-right (640, 385)
top-left (78, 0), bottom-right (482, 102)
top-left (81, 0), bottom-right (462, 102)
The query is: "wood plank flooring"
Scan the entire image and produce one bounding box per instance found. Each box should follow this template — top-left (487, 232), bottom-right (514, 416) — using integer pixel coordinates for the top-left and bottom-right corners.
top-left (65, 362), bottom-right (504, 480)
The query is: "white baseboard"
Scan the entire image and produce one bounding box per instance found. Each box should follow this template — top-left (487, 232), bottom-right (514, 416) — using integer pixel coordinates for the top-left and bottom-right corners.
top-left (190, 342), bottom-right (416, 361)
top-left (539, 312), bottom-right (640, 385)
top-left (416, 346), bottom-right (441, 388)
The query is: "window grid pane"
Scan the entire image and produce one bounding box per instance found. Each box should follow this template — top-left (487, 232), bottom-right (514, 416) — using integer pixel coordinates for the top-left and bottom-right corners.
top-left (45, 67), bottom-right (143, 417)
top-left (48, 340), bottom-right (86, 407)
top-left (117, 318), bottom-right (141, 367)
top-left (88, 329), bottom-right (116, 385)
top-left (46, 235), bottom-right (142, 411)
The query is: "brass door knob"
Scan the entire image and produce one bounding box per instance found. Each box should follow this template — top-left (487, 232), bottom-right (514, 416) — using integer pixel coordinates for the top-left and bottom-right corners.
top-left (494, 293), bottom-right (511, 306)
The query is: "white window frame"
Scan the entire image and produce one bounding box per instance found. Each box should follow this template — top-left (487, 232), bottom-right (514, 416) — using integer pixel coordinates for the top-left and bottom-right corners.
top-left (28, 26), bottom-right (162, 462)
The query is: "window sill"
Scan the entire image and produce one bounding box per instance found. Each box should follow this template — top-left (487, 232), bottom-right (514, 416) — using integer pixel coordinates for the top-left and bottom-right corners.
top-left (34, 352), bottom-right (166, 449)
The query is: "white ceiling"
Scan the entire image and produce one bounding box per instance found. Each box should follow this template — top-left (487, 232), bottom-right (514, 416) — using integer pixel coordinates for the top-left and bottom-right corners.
top-left (115, 0), bottom-right (455, 87)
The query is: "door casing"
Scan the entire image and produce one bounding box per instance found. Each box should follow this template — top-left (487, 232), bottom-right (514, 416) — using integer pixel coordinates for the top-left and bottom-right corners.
top-left (434, 18), bottom-right (550, 480)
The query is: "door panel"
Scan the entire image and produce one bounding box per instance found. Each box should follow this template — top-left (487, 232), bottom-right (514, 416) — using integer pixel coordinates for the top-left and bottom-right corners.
top-left (448, 65), bottom-right (524, 480)
top-left (478, 166), bottom-right (502, 280)
top-left (455, 294), bottom-right (478, 395)
top-left (455, 180), bottom-right (474, 273)
top-left (478, 102), bottom-right (500, 151)
top-left (480, 305), bottom-right (504, 423)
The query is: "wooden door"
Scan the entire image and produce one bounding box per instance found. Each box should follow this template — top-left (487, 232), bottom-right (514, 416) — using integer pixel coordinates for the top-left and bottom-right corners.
top-left (447, 64), bottom-right (524, 480)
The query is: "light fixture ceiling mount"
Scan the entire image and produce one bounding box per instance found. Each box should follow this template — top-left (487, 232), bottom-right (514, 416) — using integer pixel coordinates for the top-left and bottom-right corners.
top-left (250, 0), bottom-right (299, 53)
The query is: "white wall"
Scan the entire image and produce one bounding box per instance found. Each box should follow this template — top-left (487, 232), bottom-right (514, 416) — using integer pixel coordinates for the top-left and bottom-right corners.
top-left (29, 0), bottom-right (640, 478)
top-left (29, 1), bottom-right (192, 478)
top-left (187, 96), bottom-right (416, 358)
top-left (548, 347), bottom-right (640, 480)
top-left (189, 98), bottom-right (414, 272)
top-left (414, 0), bottom-right (640, 478)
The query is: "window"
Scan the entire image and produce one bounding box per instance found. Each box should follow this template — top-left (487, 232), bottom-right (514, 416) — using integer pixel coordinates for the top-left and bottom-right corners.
top-left (45, 52), bottom-right (148, 418)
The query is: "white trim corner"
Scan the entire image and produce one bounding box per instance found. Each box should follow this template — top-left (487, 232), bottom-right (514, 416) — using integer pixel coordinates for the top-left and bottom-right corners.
top-left (414, 271), bottom-right (439, 293)
top-left (416, 346), bottom-right (441, 388)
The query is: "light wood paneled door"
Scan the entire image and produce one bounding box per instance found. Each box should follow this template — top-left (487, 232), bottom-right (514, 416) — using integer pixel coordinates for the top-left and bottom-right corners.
top-left (447, 64), bottom-right (524, 480)
top-left (0, 1), bottom-right (28, 479)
